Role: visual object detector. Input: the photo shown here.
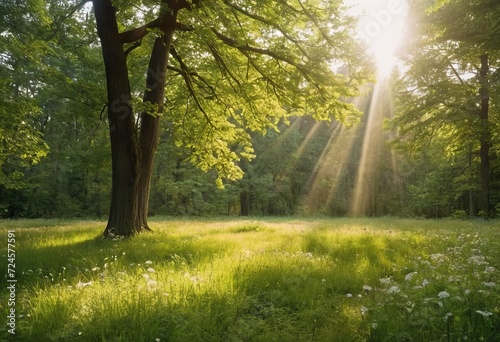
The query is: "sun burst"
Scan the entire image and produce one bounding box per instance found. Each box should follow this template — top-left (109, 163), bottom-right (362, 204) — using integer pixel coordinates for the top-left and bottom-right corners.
top-left (346, 0), bottom-right (408, 77)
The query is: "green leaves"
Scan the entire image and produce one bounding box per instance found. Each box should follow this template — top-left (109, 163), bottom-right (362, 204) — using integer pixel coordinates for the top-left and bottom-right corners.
top-left (391, 0), bottom-right (500, 216)
top-left (144, 0), bottom-right (370, 182)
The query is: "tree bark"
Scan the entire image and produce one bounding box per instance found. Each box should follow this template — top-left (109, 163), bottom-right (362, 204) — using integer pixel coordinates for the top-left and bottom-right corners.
top-left (478, 53), bottom-right (491, 217)
top-left (240, 190), bottom-right (250, 216)
top-left (137, 9), bottom-right (177, 230)
top-left (93, 0), bottom-right (180, 236)
top-left (93, 0), bottom-right (140, 237)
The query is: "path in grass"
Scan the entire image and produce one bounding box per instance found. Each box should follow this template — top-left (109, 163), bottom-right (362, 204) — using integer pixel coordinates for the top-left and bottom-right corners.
top-left (1, 218), bottom-right (499, 341)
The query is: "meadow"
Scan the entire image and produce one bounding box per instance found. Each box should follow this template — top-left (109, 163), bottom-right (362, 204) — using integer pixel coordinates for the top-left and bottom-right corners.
top-left (1, 217), bottom-right (499, 341)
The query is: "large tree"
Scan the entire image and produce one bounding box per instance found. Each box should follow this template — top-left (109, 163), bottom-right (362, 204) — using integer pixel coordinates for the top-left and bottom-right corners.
top-left (391, 0), bottom-right (500, 217)
top-left (90, 0), bottom-right (370, 236)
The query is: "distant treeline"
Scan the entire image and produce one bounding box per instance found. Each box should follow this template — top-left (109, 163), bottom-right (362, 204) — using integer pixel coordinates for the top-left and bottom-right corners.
top-left (2, 111), bottom-right (498, 220)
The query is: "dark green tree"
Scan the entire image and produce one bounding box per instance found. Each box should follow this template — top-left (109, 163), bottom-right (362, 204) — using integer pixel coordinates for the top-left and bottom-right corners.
top-left (0, 0), bottom-right (50, 192)
top-left (391, 0), bottom-right (500, 217)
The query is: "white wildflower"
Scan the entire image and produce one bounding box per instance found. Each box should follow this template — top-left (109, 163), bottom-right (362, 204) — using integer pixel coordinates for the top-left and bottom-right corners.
top-left (438, 291), bottom-right (450, 299)
top-left (360, 306), bottom-right (369, 315)
top-left (147, 268), bottom-right (155, 273)
top-left (76, 281), bottom-right (93, 289)
top-left (481, 282), bottom-right (495, 287)
top-left (443, 312), bottom-right (453, 321)
top-left (91, 267), bottom-right (100, 272)
top-left (468, 255), bottom-right (488, 266)
top-left (346, 293), bottom-right (353, 298)
top-left (405, 272), bottom-right (418, 282)
top-left (484, 266), bottom-right (495, 274)
top-left (147, 279), bottom-right (157, 290)
top-left (379, 277), bottom-right (392, 286)
top-left (387, 286), bottom-right (400, 294)
top-left (422, 279), bottom-right (430, 287)
top-left (476, 310), bottom-right (493, 317)
top-left (464, 289), bottom-right (471, 295)
top-left (357, 294), bottom-right (363, 298)
top-left (430, 253), bottom-right (445, 262)
top-left (363, 285), bottom-right (373, 291)
top-left (145, 260), bottom-right (153, 265)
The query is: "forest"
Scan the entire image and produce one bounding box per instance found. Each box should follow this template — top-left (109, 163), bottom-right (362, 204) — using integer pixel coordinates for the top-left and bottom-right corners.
top-left (1, 0), bottom-right (499, 225)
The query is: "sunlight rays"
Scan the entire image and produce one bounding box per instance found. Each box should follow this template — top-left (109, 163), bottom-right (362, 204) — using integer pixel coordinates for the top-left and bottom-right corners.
top-left (301, 81), bottom-right (400, 216)
top-left (350, 83), bottom-right (385, 216)
top-left (300, 0), bottom-right (408, 216)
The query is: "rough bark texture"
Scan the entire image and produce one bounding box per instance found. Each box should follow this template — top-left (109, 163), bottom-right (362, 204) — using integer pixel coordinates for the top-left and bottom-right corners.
top-left (137, 10), bottom-right (177, 231)
top-left (93, 0), bottom-right (139, 237)
top-left (93, 0), bottom-right (179, 236)
top-left (478, 53), bottom-right (491, 217)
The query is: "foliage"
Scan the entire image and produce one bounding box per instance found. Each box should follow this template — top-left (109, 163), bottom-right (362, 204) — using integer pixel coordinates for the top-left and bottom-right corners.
top-left (390, 0), bottom-right (500, 217)
top-left (143, 0), bottom-right (373, 184)
top-left (0, 0), bottom-right (51, 189)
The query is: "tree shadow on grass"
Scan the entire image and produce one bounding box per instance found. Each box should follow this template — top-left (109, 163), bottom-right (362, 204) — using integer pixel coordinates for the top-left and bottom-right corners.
top-left (1, 229), bottom-right (227, 289)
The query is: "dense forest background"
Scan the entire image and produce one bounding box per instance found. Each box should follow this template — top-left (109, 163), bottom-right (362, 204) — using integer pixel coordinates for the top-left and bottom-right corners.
top-left (1, 0), bottom-right (500, 220)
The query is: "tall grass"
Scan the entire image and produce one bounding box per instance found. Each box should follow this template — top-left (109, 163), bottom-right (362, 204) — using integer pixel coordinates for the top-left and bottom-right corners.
top-left (1, 217), bottom-right (499, 341)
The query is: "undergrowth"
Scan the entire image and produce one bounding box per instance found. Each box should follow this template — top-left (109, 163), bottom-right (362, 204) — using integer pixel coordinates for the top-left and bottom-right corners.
top-left (1, 218), bottom-right (499, 341)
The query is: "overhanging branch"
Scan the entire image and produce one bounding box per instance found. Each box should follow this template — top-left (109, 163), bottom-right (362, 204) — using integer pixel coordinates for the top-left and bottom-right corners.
top-left (170, 46), bottom-right (215, 128)
top-left (211, 29), bottom-right (323, 96)
top-left (119, 18), bottom-right (161, 44)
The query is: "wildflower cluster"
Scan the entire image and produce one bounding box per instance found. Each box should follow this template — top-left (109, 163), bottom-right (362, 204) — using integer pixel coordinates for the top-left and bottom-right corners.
top-left (348, 233), bottom-right (499, 341)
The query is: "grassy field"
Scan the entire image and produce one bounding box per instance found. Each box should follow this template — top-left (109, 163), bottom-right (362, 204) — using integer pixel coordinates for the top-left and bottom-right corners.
top-left (1, 217), bottom-right (499, 341)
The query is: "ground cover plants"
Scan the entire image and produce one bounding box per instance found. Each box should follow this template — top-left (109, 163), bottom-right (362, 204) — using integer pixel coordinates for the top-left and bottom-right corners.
top-left (1, 218), bottom-right (499, 341)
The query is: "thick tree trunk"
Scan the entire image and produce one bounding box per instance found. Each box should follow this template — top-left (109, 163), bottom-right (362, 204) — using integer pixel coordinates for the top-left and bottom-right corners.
top-left (93, 0), bottom-right (184, 236)
top-left (137, 12), bottom-right (177, 230)
top-left (478, 54), bottom-right (491, 217)
top-left (93, 0), bottom-right (140, 237)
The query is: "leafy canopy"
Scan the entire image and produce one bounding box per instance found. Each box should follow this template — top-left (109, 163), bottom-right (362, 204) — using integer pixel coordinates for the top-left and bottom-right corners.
top-left (118, 0), bottom-right (371, 184)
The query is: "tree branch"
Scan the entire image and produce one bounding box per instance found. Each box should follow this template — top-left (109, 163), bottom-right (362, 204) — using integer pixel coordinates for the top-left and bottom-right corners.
top-left (119, 18), bottom-right (161, 44)
top-left (211, 29), bottom-right (305, 73)
top-left (124, 40), bottom-right (142, 57)
top-left (448, 62), bottom-right (466, 86)
top-left (211, 29), bottom-right (322, 95)
top-left (170, 46), bottom-right (215, 128)
top-left (223, 0), bottom-right (310, 58)
top-left (47, 0), bottom-right (91, 41)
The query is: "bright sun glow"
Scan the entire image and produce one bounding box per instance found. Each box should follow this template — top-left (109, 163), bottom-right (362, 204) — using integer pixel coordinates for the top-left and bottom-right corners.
top-left (345, 0), bottom-right (408, 77)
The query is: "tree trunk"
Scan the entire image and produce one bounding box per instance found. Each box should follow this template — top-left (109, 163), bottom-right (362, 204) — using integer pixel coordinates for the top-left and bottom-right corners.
top-left (93, 0), bottom-right (179, 236)
top-left (93, 0), bottom-right (140, 237)
top-left (240, 189), bottom-right (250, 216)
top-left (137, 11), bottom-right (177, 230)
top-left (468, 142), bottom-right (475, 219)
top-left (478, 54), bottom-right (491, 217)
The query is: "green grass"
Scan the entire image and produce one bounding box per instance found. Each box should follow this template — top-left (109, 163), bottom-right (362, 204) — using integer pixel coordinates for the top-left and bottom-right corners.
top-left (1, 217), bottom-right (499, 341)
